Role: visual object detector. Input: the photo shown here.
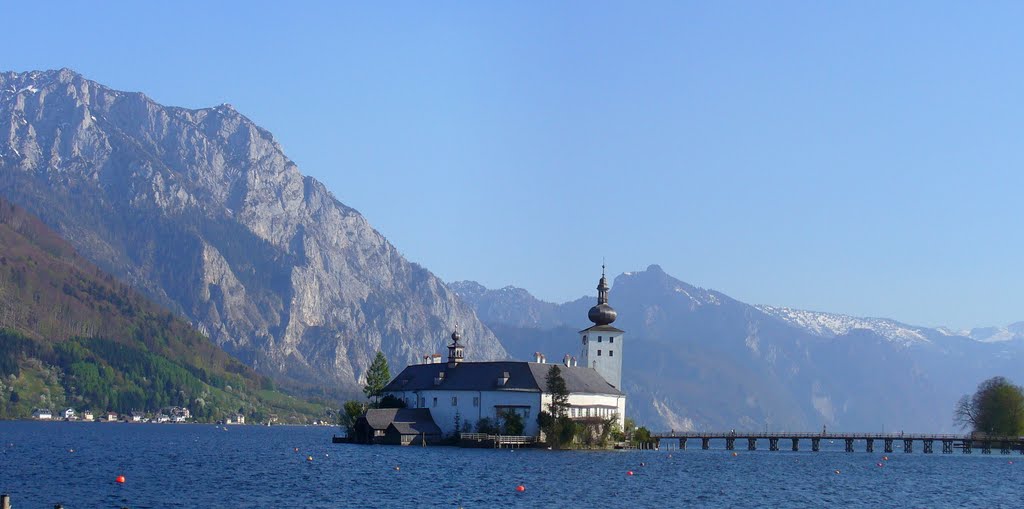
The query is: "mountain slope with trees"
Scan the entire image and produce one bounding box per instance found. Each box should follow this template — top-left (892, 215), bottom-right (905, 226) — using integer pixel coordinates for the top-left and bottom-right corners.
top-left (0, 198), bottom-right (324, 422)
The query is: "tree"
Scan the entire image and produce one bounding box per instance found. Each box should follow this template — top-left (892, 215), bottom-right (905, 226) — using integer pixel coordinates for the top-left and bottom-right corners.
top-left (546, 365), bottom-right (569, 418)
top-left (378, 394), bottom-right (406, 409)
top-left (541, 365), bottom-right (575, 448)
top-left (954, 376), bottom-right (1024, 436)
top-left (339, 400), bottom-right (365, 435)
top-left (499, 409), bottom-right (525, 436)
top-left (363, 351), bottom-right (391, 404)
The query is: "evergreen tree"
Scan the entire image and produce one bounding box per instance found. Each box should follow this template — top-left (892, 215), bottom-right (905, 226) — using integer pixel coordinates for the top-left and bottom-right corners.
top-left (363, 351), bottom-right (391, 403)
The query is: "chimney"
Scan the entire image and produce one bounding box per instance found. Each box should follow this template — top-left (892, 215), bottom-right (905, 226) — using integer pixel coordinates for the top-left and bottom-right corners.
top-left (534, 352), bottom-right (543, 363)
top-left (571, 356), bottom-right (578, 367)
top-left (541, 353), bottom-right (546, 364)
top-left (563, 354), bottom-right (571, 367)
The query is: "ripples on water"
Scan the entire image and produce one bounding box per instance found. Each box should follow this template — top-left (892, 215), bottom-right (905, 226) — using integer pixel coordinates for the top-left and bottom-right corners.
top-left (0, 422), bottom-right (1020, 508)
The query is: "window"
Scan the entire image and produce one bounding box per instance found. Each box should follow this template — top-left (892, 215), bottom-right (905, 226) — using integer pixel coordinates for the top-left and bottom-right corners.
top-left (432, 397), bottom-right (438, 407)
top-left (598, 336), bottom-right (602, 342)
top-left (452, 396), bottom-right (458, 406)
top-left (598, 350), bottom-right (602, 356)
top-left (473, 397), bottom-right (480, 407)
top-left (609, 337), bottom-right (614, 344)
top-left (609, 350), bottom-right (614, 357)
top-left (583, 337), bottom-right (587, 345)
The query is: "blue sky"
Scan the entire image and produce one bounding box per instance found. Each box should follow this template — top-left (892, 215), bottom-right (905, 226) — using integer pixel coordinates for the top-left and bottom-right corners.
top-left (2, 1), bottom-right (1022, 329)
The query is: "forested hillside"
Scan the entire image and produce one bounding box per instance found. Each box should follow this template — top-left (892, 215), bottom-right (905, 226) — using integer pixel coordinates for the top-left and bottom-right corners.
top-left (0, 198), bottom-right (326, 422)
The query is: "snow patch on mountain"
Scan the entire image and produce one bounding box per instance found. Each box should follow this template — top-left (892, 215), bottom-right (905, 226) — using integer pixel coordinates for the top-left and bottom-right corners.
top-left (755, 305), bottom-right (930, 345)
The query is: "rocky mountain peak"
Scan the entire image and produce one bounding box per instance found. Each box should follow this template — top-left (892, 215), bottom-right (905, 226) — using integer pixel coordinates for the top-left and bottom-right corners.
top-left (0, 68), bottom-right (507, 396)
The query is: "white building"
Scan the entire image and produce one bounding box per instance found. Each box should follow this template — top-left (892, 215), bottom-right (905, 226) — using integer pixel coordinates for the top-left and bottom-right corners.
top-left (381, 269), bottom-right (626, 438)
top-left (32, 408), bottom-right (53, 420)
top-left (82, 411), bottom-right (95, 422)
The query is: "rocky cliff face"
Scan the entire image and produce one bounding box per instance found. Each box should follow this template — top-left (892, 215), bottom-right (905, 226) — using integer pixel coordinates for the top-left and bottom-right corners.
top-left (0, 69), bottom-right (506, 395)
top-left (455, 265), bottom-right (1024, 432)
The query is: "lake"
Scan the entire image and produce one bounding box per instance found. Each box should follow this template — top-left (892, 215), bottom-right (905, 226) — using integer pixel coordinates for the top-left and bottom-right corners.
top-left (0, 421), bottom-right (1020, 508)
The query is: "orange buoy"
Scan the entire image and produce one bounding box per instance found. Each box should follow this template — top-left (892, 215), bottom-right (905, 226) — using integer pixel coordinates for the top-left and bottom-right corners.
top-left (306, 456), bottom-right (313, 461)
top-left (732, 452), bottom-right (738, 457)
top-left (515, 485), bottom-right (525, 492)
top-left (115, 475), bottom-right (126, 484)
top-left (883, 456), bottom-right (889, 461)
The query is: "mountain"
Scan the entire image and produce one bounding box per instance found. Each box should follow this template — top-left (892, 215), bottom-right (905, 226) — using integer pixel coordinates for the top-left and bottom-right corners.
top-left (0, 69), bottom-right (506, 397)
top-left (453, 265), bottom-right (1024, 433)
top-left (0, 197), bottom-right (323, 421)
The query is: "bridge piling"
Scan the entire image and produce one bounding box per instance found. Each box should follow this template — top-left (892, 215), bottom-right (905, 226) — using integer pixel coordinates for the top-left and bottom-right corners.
top-left (769, 438), bottom-right (779, 451)
top-left (923, 439), bottom-right (933, 454)
top-left (747, 438), bottom-right (757, 451)
top-left (791, 438), bottom-right (799, 451)
top-left (702, 438), bottom-right (710, 450)
top-left (726, 438), bottom-right (735, 450)
top-left (811, 438), bottom-right (820, 452)
top-left (942, 440), bottom-right (953, 454)
top-left (884, 439), bottom-right (893, 453)
top-left (866, 438), bottom-right (874, 453)
top-left (903, 439), bottom-right (913, 453)
top-left (844, 438), bottom-right (854, 452)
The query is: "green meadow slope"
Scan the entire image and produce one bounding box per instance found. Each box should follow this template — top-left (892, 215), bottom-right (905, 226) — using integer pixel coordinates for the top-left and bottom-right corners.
top-left (0, 198), bottom-right (327, 422)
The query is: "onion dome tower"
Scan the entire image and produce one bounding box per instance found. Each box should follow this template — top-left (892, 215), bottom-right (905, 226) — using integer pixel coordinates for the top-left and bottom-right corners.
top-left (579, 265), bottom-right (624, 388)
top-left (447, 324), bottom-right (465, 368)
top-left (588, 266), bottom-right (618, 326)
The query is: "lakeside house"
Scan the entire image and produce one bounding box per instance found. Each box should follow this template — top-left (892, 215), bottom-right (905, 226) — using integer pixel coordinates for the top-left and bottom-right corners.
top-left (32, 408), bottom-right (53, 420)
top-left (62, 408), bottom-right (76, 420)
top-left (170, 406), bottom-right (190, 422)
top-left (104, 412), bottom-right (118, 422)
top-left (130, 411), bottom-right (144, 422)
top-left (375, 269), bottom-right (627, 444)
top-left (155, 413), bottom-right (170, 423)
top-left (353, 408), bottom-right (442, 445)
top-left (82, 411), bottom-right (94, 422)
top-left (226, 413), bottom-right (246, 425)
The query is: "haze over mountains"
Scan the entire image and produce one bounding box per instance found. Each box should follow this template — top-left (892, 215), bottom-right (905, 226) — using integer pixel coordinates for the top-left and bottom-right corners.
top-left (0, 69), bottom-right (504, 397)
top-left (453, 265), bottom-right (1023, 432)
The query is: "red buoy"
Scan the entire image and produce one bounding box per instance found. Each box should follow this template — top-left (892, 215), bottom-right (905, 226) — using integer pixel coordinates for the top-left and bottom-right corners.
top-left (627, 471), bottom-right (634, 476)
top-left (876, 463), bottom-right (883, 467)
top-left (515, 485), bottom-right (525, 492)
top-left (115, 475), bottom-right (126, 484)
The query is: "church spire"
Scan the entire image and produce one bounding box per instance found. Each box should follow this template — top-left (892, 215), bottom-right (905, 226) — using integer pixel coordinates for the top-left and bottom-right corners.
top-left (448, 323), bottom-right (464, 366)
top-left (588, 264), bottom-right (617, 326)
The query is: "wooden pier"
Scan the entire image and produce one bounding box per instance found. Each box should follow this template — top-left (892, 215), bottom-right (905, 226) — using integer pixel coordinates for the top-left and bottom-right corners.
top-left (649, 432), bottom-right (1024, 454)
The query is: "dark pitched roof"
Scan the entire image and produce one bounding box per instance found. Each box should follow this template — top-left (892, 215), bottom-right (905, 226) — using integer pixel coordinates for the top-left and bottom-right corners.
top-left (388, 421), bottom-right (442, 436)
top-left (527, 363), bottom-right (624, 395)
top-left (382, 361), bottom-right (623, 396)
top-left (362, 408), bottom-right (436, 431)
top-left (382, 361), bottom-right (541, 393)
